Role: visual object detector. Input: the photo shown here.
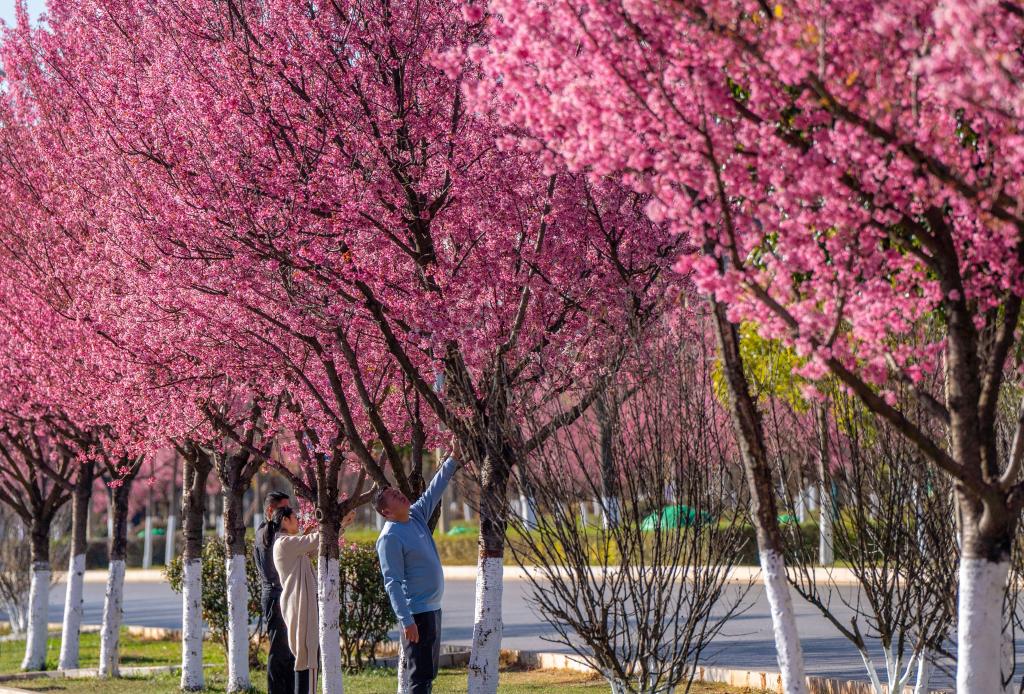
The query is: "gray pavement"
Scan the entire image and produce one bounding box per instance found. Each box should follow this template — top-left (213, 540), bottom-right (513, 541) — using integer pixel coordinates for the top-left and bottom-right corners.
top-left (12, 577), bottom-right (964, 688)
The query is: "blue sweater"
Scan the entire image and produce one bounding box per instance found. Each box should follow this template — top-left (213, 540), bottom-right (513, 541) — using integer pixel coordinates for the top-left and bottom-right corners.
top-left (376, 457), bottom-right (459, 627)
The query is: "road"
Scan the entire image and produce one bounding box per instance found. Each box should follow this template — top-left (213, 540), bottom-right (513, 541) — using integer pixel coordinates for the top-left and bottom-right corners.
top-left (11, 576), bottom-right (965, 689)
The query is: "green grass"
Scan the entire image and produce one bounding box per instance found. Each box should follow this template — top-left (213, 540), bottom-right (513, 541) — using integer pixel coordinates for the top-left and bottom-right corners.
top-left (1, 633), bottom-right (766, 694)
top-left (0, 629), bottom-right (226, 674)
top-left (7, 669), bottom-right (764, 693)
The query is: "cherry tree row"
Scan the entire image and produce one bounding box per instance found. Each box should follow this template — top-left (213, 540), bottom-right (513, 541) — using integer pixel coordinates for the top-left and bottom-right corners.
top-left (0, 0), bottom-right (672, 691)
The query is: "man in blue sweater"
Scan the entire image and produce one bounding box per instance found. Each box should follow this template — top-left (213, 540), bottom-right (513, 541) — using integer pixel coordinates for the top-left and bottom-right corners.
top-left (375, 442), bottom-right (465, 694)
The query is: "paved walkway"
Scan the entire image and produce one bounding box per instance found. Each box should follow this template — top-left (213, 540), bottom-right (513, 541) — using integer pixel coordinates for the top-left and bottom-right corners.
top-left (0, 571), bottom-right (967, 688)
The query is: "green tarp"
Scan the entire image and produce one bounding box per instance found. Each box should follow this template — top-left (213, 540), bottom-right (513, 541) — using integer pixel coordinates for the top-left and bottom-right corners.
top-left (640, 505), bottom-right (713, 531)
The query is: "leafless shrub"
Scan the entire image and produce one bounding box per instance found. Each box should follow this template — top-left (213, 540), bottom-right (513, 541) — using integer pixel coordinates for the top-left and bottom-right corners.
top-left (782, 397), bottom-right (957, 694)
top-left (509, 339), bottom-right (750, 694)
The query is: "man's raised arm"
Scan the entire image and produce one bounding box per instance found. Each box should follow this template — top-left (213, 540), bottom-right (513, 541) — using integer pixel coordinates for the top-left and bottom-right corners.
top-left (410, 456), bottom-right (460, 522)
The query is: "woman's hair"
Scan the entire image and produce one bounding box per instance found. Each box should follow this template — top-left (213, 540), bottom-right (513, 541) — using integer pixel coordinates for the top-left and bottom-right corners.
top-left (269, 505), bottom-right (294, 532)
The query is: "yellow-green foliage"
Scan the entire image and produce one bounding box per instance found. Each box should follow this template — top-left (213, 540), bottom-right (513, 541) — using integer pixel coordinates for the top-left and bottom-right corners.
top-left (712, 322), bottom-right (811, 410)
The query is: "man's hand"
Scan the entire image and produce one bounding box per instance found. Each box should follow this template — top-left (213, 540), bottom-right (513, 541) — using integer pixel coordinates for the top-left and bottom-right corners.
top-left (341, 510), bottom-right (356, 529)
top-left (404, 623), bottom-right (419, 644)
top-left (450, 436), bottom-right (466, 467)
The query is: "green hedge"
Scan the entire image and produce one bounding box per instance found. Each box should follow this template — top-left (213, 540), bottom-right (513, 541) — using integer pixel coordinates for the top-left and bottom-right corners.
top-left (84, 520), bottom-right (842, 569)
top-left (353, 520), bottom-right (840, 566)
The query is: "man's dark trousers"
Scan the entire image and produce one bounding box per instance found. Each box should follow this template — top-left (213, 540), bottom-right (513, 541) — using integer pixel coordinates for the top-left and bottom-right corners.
top-left (263, 590), bottom-right (296, 694)
top-left (405, 610), bottom-right (442, 694)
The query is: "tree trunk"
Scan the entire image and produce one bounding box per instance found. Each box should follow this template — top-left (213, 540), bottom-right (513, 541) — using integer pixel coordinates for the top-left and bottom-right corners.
top-left (142, 492), bottom-right (153, 570)
top-left (814, 405), bottom-right (834, 566)
top-left (912, 653), bottom-right (931, 694)
top-left (165, 453), bottom-right (178, 567)
top-left (21, 517), bottom-right (52, 671)
top-left (180, 449), bottom-right (210, 691)
top-left (318, 511), bottom-right (346, 694)
top-left (223, 485), bottom-right (250, 693)
top-left (467, 454), bottom-right (509, 694)
top-left (710, 299), bottom-right (808, 694)
top-left (59, 462), bottom-right (94, 671)
top-left (165, 515), bottom-right (177, 566)
top-left (515, 465), bottom-right (537, 531)
top-left (595, 391), bottom-right (620, 529)
top-left (106, 488), bottom-right (114, 539)
top-left (397, 628), bottom-right (411, 694)
top-left (99, 480), bottom-right (131, 677)
top-left (956, 494), bottom-right (1014, 694)
top-left (818, 493), bottom-right (834, 566)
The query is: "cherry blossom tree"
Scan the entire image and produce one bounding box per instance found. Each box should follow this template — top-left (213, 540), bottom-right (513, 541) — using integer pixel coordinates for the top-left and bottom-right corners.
top-left (478, 1), bottom-right (1024, 690)
top-left (205, 401), bottom-right (272, 692)
top-left (0, 417), bottom-right (73, 671)
top-left (35, 423), bottom-right (95, 673)
top-left (169, 439), bottom-right (214, 690)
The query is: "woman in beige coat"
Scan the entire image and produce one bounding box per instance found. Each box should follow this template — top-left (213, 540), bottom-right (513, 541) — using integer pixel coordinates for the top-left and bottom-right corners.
top-left (270, 506), bottom-right (353, 694)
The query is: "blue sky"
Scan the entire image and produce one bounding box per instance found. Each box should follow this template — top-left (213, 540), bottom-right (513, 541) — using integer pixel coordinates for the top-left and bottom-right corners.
top-left (0, 0), bottom-right (45, 27)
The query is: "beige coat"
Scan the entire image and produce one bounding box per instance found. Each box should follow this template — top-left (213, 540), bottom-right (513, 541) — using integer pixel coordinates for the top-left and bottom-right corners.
top-left (273, 531), bottom-right (319, 670)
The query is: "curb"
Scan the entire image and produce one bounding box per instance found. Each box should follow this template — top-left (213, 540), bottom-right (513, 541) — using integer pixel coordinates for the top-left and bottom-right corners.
top-left (506, 651), bottom-right (952, 694)
top-left (83, 569), bottom-right (167, 584)
top-left (84, 565), bottom-right (861, 586)
top-left (439, 564), bottom-right (861, 585)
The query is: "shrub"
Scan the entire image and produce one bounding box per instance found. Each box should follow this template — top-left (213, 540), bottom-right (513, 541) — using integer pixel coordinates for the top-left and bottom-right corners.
top-left (338, 543), bottom-right (394, 671)
top-left (165, 537), bottom-right (263, 664)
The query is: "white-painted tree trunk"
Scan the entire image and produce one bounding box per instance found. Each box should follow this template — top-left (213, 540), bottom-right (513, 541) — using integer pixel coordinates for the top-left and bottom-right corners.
top-left (462, 503), bottom-right (472, 521)
top-left (518, 494), bottom-right (537, 531)
top-left (20, 563), bottom-right (50, 671)
top-left (2, 596), bottom-right (29, 635)
top-left (913, 652), bottom-right (931, 694)
top-left (58, 553), bottom-right (87, 670)
top-left (855, 649), bottom-right (885, 694)
top-left (142, 515), bottom-right (153, 570)
top-left (818, 483), bottom-right (834, 566)
top-left (99, 559), bottom-right (126, 677)
top-left (881, 645), bottom-right (915, 694)
top-left (216, 515), bottom-right (225, 537)
top-left (759, 550), bottom-right (809, 694)
top-left (467, 556), bottom-right (504, 694)
top-left (601, 495), bottom-right (621, 529)
top-left (375, 512), bottom-right (385, 531)
top-left (580, 503), bottom-right (588, 525)
top-left (396, 627), bottom-right (411, 694)
top-left (180, 559), bottom-right (204, 691)
top-left (796, 488), bottom-right (808, 523)
top-left (106, 510), bottom-right (113, 539)
top-left (164, 516), bottom-right (177, 567)
top-left (957, 558), bottom-right (1010, 694)
top-left (225, 553), bottom-right (250, 692)
top-left (318, 557), bottom-right (345, 694)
